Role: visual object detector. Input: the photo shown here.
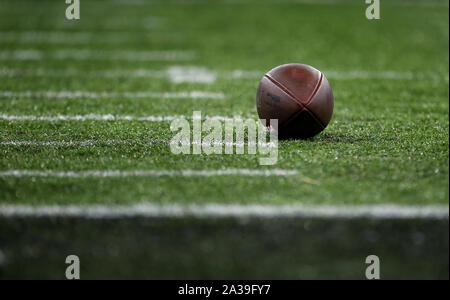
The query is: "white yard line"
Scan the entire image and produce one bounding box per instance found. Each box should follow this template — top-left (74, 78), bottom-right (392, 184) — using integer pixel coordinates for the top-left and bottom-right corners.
top-left (324, 70), bottom-right (448, 81)
top-left (0, 90), bottom-right (224, 99)
top-left (0, 50), bottom-right (43, 60)
top-left (0, 203), bottom-right (447, 220)
top-left (226, 70), bottom-right (263, 79)
top-left (0, 50), bottom-right (196, 61)
top-left (0, 114), bottom-right (240, 122)
top-left (0, 31), bottom-right (182, 44)
top-left (110, 0), bottom-right (351, 5)
top-left (0, 140), bottom-right (152, 147)
top-left (0, 169), bottom-right (299, 178)
top-left (0, 31), bottom-right (113, 44)
top-left (111, 0), bottom-right (449, 7)
top-left (53, 49), bottom-right (195, 61)
top-left (0, 140), bottom-right (276, 148)
top-left (167, 66), bottom-right (217, 83)
top-left (0, 66), bottom-right (220, 83)
top-left (0, 66), bottom-right (447, 82)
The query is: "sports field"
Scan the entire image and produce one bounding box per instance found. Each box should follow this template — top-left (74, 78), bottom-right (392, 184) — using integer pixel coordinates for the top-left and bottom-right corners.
top-left (0, 0), bottom-right (448, 280)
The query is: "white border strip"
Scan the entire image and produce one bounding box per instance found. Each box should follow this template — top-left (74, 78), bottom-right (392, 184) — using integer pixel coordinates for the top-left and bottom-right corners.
top-left (0, 204), bottom-right (447, 220)
top-left (0, 169), bottom-right (299, 178)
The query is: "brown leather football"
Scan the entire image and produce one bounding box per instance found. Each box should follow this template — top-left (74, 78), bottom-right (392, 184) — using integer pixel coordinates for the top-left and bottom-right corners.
top-left (256, 63), bottom-right (334, 139)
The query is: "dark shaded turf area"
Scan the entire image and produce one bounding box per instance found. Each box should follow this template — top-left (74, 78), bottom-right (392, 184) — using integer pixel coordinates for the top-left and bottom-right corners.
top-left (0, 216), bottom-right (448, 280)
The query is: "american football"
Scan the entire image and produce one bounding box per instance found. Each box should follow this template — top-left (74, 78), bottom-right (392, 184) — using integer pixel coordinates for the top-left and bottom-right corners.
top-left (257, 63), bottom-right (334, 139)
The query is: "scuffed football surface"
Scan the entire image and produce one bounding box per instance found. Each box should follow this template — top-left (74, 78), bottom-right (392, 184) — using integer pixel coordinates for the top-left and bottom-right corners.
top-left (257, 63), bottom-right (334, 139)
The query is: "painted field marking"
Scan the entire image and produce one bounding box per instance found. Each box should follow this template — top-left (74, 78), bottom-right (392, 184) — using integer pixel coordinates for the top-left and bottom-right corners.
top-left (0, 140), bottom-right (277, 148)
top-left (0, 140), bottom-right (152, 147)
top-left (0, 169), bottom-right (299, 178)
top-left (0, 90), bottom-right (225, 100)
top-left (0, 66), bottom-right (447, 83)
top-left (0, 50), bottom-right (196, 61)
top-left (0, 66), bottom-right (220, 83)
top-left (324, 70), bottom-right (448, 81)
top-left (109, 0), bottom-right (357, 6)
top-left (0, 50), bottom-right (43, 60)
top-left (110, 0), bottom-right (449, 7)
top-left (0, 203), bottom-right (447, 220)
top-left (0, 114), bottom-right (240, 122)
top-left (0, 31), bottom-right (182, 44)
top-left (167, 66), bottom-right (217, 83)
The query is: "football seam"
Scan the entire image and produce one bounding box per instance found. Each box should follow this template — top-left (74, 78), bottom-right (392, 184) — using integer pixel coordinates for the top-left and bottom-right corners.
top-left (263, 74), bottom-right (325, 129)
top-left (305, 72), bottom-right (323, 106)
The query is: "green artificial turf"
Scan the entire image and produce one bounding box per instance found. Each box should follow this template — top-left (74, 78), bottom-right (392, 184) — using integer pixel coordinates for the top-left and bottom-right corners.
top-left (0, 0), bottom-right (448, 281)
top-left (0, 0), bottom-right (448, 206)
